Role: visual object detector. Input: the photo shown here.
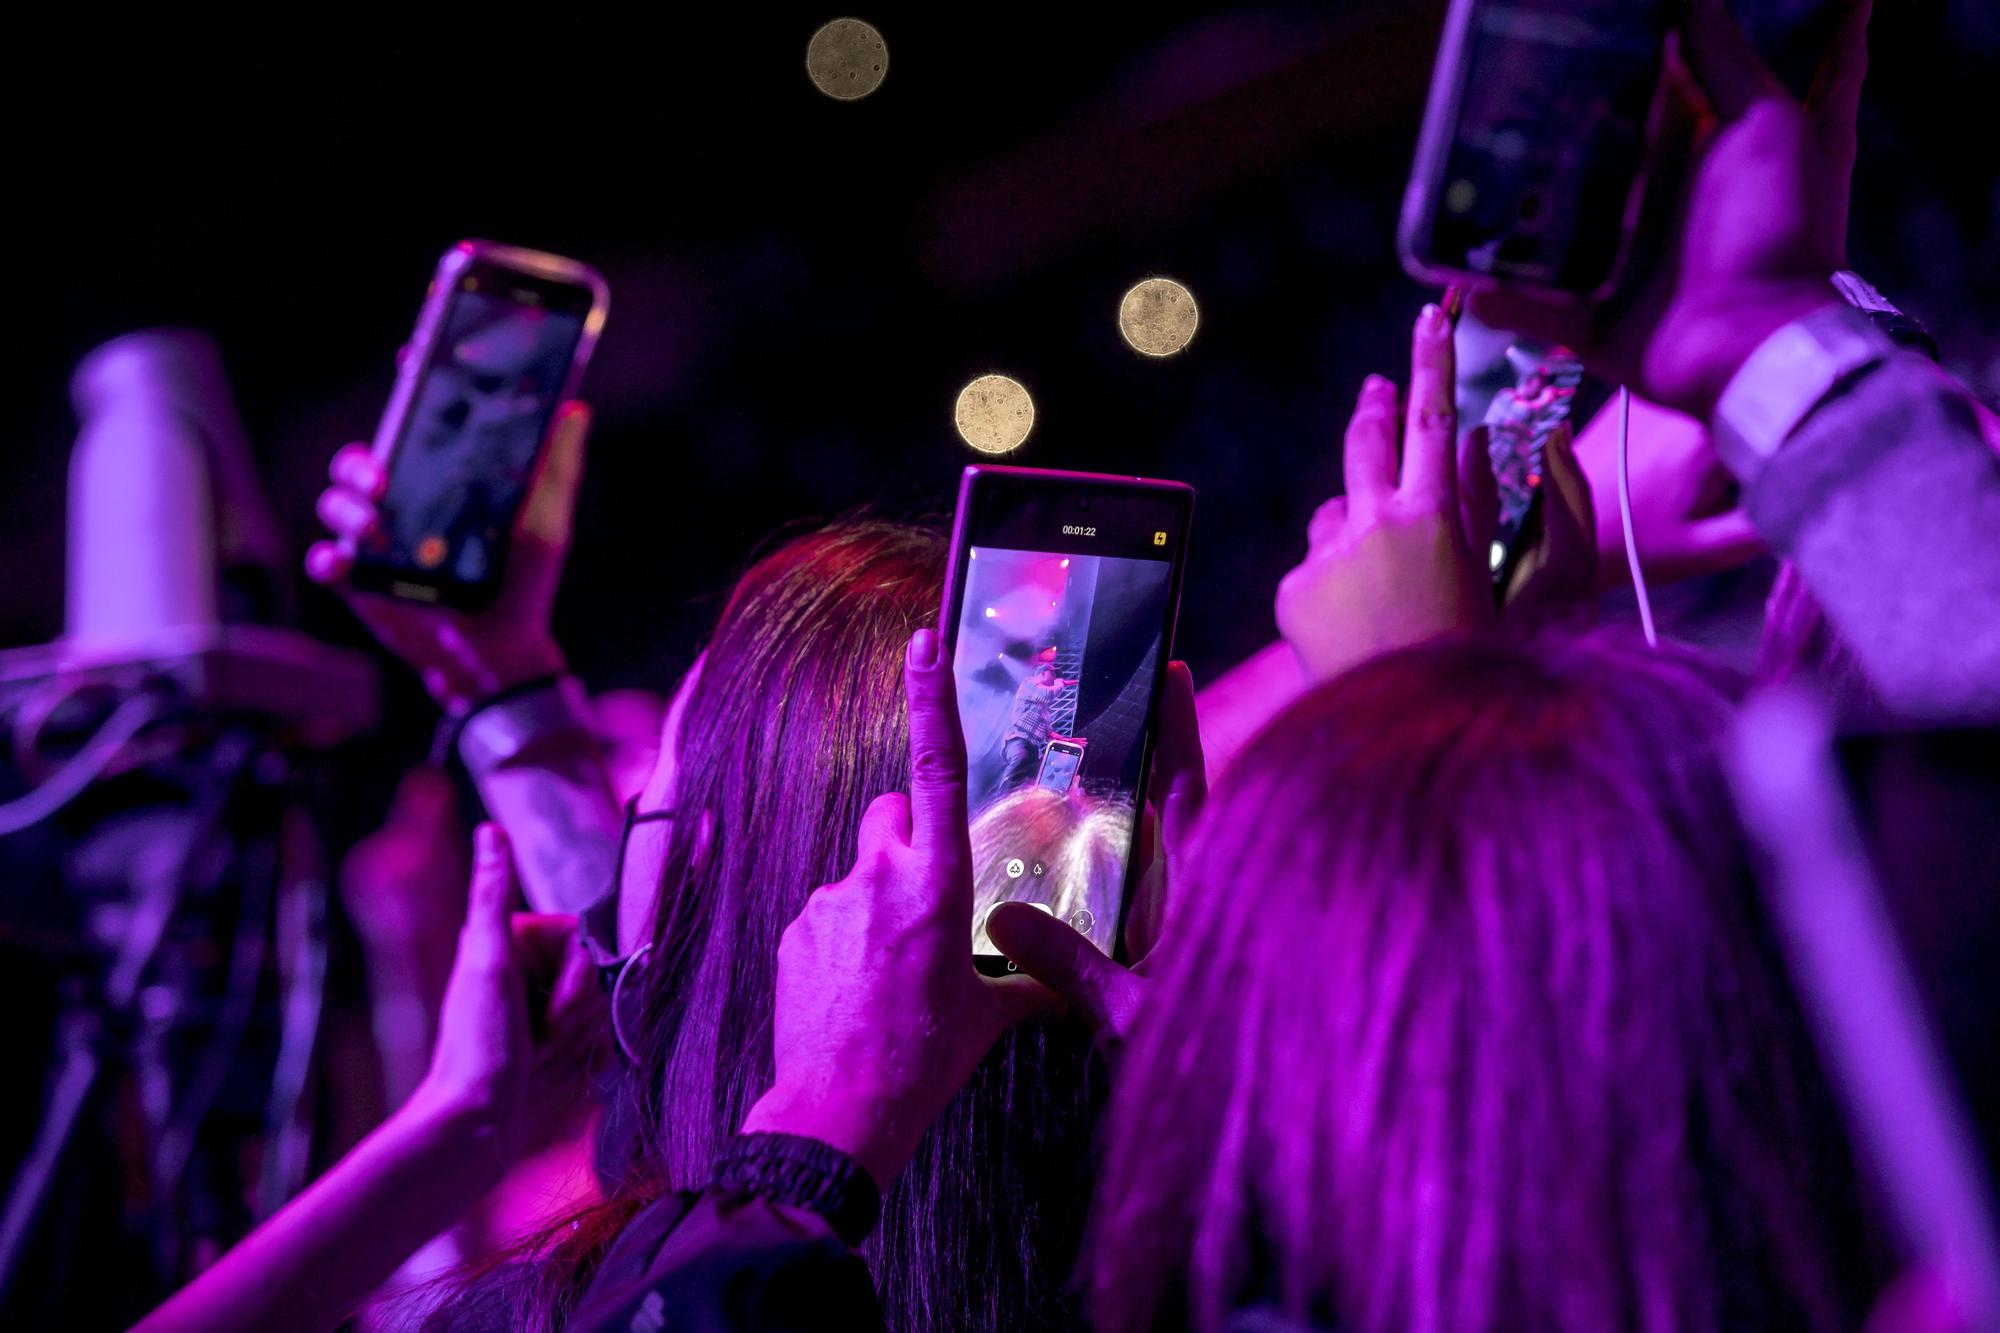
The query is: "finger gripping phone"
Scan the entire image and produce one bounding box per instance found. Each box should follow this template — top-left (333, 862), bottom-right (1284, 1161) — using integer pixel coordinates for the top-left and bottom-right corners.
top-left (350, 240), bottom-right (609, 609)
top-left (941, 466), bottom-right (1194, 975)
top-left (1400, 0), bottom-right (1668, 299)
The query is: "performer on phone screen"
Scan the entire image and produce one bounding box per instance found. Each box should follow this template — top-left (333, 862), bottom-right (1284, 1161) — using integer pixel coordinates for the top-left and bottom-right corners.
top-left (998, 649), bottom-right (1076, 795)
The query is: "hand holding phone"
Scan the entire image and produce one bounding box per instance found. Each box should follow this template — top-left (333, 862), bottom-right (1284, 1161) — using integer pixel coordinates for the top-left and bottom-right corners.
top-left (308, 403), bottom-right (589, 710)
top-left (741, 628), bottom-right (1055, 1189)
top-left (1467, 0), bottom-right (1871, 420)
top-left (349, 241), bottom-right (606, 610)
top-left (940, 464), bottom-right (1194, 975)
top-left (307, 240), bottom-right (606, 709)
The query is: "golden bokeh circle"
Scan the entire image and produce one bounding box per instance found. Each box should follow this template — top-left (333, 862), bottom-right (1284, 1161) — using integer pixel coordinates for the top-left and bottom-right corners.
top-left (954, 375), bottom-right (1035, 455)
top-left (1118, 277), bottom-right (1199, 357)
top-left (806, 18), bottom-right (889, 100)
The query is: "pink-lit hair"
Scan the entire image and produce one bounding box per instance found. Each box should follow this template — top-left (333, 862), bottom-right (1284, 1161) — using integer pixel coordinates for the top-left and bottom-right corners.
top-left (422, 519), bottom-right (1097, 1332)
top-left (1089, 631), bottom-right (1877, 1333)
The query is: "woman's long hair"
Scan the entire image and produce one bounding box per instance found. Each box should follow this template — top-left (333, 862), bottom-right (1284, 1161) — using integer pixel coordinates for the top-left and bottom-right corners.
top-left (427, 519), bottom-right (1095, 1331)
top-left (1089, 632), bottom-right (1877, 1333)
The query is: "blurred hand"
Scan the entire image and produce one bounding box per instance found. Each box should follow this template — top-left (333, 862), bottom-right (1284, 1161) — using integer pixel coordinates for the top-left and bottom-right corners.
top-left (740, 629), bottom-right (1052, 1188)
top-left (411, 824), bottom-right (606, 1165)
top-left (1571, 393), bottom-right (1763, 589)
top-left (1472, 0), bottom-right (1872, 420)
top-left (1276, 303), bottom-right (1495, 682)
top-left (305, 402), bottom-right (591, 712)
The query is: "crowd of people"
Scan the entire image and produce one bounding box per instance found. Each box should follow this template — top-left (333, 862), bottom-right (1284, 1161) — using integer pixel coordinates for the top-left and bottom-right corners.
top-left (126, 3), bottom-right (2000, 1329)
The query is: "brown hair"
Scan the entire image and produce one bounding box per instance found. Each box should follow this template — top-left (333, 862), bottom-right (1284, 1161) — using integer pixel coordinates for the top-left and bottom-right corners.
top-left (1090, 631), bottom-right (1878, 1332)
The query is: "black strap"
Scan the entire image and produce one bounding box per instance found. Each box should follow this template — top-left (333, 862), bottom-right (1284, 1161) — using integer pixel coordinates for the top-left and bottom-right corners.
top-left (431, 671), bottom-right (568, 767)
top-left (710, 1133), bottom-right (881, 1248)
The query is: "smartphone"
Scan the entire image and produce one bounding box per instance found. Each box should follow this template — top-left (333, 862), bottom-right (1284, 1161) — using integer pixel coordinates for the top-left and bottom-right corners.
top-left (1036, 738), bottom-right (1086, 795)
top-left (942, 466), bottom-right (1194, 974)
top-left (1484, 348), bottom-right (1586, 592)
top-left (350, 240), bottom-right (609, 609)
top-left (1400, 0), bottom-right (1668, 299)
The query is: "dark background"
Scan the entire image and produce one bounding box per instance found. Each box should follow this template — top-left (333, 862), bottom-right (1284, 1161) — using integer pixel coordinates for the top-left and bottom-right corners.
top-left (8, 2), bottom-right (1997, 724)
top-left (2, 5), bottom-right (1997, 1322)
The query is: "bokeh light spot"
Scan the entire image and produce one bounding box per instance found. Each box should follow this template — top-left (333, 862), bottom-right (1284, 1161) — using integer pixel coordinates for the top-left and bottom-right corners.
top-left (807, 19), bottom-right (889, 100)
top-left (955, 374), bottom-right (1035, 454)
top-left (1118, 277), bottom-right (1199, 358)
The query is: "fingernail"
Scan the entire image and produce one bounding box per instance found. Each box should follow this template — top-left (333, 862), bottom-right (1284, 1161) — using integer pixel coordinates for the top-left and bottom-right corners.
top-left (908, 627), bottom-right (937, 666)
top-left (475, 823), bottom-right (506, 861)
top-left (1419, 303), bottom-right (1447, 337)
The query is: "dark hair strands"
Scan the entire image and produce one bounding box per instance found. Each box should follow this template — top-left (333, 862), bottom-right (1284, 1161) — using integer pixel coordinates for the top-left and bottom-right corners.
top-left (1088, 630), bottom-right (1881, 1333)
top-left (411, 518), bottom-right (1098, 1332)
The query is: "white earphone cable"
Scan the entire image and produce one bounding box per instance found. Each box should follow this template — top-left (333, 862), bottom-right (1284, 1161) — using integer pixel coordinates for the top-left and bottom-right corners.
top-left (1615, 386), bottom-right (1658, 648)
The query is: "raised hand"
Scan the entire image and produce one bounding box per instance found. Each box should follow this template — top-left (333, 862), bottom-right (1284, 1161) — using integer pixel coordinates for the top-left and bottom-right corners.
top-left (413, 824), bottom-right (605, 1166)
top-left (1472, 0), bottom-right (1874, 421)
top-left (1275, 303), bottom-right (1495, 682)
top-left (1571, 393), bottom-right (1764, 588)
top-left (740, 629), bottom-right (1052, 1188)
top-left (305, 402), bottom-right (591, 712)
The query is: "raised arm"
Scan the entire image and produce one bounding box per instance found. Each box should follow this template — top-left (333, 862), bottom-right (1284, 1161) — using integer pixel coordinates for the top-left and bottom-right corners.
top-left (133, 828), bottom-right (603, 1333)
top-left (307, 403), bottom-right (625, 919)
top-left (1474, 0), bottom-right (2000, 720)
top-left (1196, 303), bottom-right (1501, 777)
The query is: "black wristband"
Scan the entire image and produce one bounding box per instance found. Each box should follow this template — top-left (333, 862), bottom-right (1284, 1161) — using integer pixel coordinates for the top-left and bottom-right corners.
top-left (432, 671), bottom-right (568, 767)
top-left (711, 1132), bottom-right (882, 1247)
top-left (458, 671), bottom-right (568, 727)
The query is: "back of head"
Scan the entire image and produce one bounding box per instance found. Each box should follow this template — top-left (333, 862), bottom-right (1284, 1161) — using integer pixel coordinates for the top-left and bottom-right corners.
top-left (609, 518), bottom-right (1096, 1331)
top-left (624, 520), bottom-right (941, 1179)
top-left (1091, 631), bottom-right (1875, 1333)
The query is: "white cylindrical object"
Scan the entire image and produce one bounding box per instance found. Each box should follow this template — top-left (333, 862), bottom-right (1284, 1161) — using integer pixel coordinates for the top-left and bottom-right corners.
top-left (64, 331), bottom-right (220, 654)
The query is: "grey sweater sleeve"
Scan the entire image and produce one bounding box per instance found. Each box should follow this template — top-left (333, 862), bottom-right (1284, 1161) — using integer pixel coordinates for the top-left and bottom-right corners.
top-left (1743, 352), bottom-right (2000, 720)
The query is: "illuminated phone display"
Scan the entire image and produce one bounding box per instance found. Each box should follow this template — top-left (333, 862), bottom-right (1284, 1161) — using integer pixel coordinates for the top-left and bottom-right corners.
top-left (1036, 739), bottom-right (1085, 795)
top-left (352, 242), bottom-right (606, 610)
top-left (943, 467), bottom-right (1193, 972)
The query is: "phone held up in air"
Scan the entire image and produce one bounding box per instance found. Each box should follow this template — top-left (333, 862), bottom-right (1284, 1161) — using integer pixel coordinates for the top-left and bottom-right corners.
top-left (1036, 738), bottom-right (1086, 796)
top-left (349, 240), bottom-right (609, 610)
top-left (1399, 0), bottom-right (1668, 299)
top-left (941, 465), bottom-right (1194, 977)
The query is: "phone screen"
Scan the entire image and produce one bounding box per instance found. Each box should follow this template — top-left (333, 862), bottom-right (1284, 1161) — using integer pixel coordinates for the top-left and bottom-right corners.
top-left (1037, 742), bottom-right (1084, 795)
top-left (1422, 0), bottom-right (1664, 292)
top-left (367, 269), bottom-right (591, 599)
top-left (946, 470), bottom-right (1191, 969)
